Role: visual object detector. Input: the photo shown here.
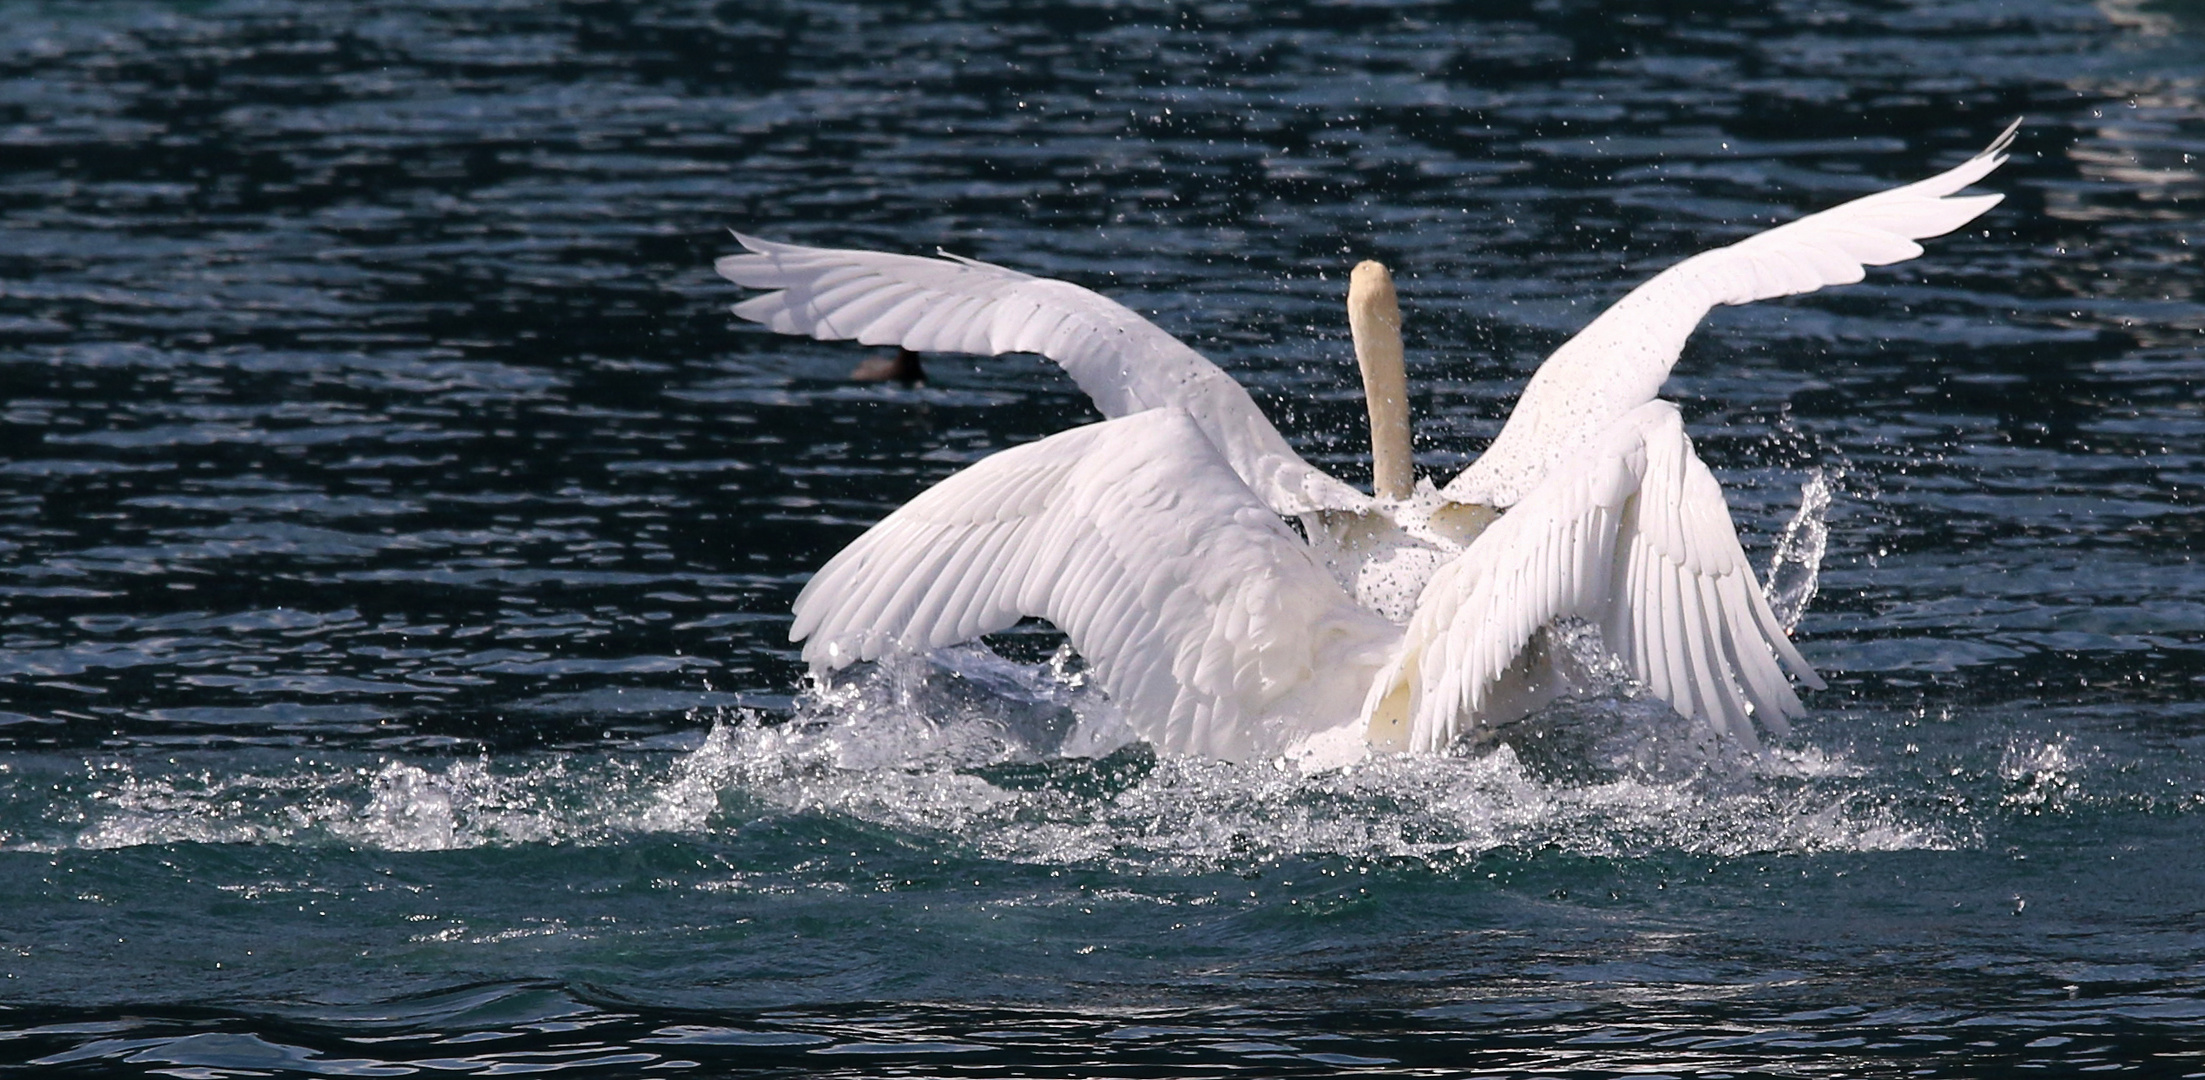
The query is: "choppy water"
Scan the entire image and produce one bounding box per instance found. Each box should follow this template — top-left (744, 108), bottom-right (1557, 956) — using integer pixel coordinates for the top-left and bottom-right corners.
top-left (3, 0), bottom-right (2202, 1075)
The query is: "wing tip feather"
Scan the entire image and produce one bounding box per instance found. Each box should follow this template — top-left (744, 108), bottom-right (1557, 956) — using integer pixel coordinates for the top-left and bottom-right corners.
top-left (1979, 116), bottom-right (2024, 162)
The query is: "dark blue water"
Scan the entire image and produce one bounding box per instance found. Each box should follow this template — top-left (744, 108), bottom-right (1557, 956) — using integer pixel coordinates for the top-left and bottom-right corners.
top-left (3, 0), bottom-right (2202, 1075)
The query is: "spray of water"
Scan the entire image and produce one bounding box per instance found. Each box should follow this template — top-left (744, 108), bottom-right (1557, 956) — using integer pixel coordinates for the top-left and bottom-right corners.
top-left (1764, 467), bottom-right (1837, 632)
top-left (22, 644), bottom-right (1963, 866)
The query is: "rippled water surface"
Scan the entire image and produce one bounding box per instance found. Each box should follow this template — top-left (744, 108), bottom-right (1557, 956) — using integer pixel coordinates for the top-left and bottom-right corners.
top-left (3, 0), bottom-right (2203, 1075)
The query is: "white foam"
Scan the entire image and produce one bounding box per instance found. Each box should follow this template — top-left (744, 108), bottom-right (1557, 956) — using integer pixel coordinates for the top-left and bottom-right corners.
top-left (660, 654), bottom-right (1956, 867)
top-left (35, 649), bottom-right (1957, 862)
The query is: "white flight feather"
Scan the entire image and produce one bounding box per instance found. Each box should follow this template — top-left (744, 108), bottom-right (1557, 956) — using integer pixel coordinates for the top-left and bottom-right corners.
top-left (1444, 118), bottom-right (2020, 508)
top-left (717, 237), bottom-right (1369, 517)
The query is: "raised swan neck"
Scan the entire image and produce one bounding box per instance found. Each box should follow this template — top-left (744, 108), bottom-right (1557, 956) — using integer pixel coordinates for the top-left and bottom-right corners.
top-left (1348, 260), bottom-right (1414, 501)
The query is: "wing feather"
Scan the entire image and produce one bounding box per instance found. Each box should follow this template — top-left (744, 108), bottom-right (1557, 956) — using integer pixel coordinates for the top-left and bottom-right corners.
top-left (1658, 560), bottom-right (1693, 714)
top-left (853, 289), bottom-right (937, 345)
top-left (804, 274), bottom-right (908, 325)
top-left (903, 521), bottom-right (1004, 644)
top-left (793, 408), bottom-right (1399, 760)
top-left (1713, 572), bottom-right (1796, 739)
top-left (1447, 120), bottom-right (2019, 507)
top-left (1372, 400), bottom-right (1820, 751)
top-left (720, 236), bottom-right (1370, 516)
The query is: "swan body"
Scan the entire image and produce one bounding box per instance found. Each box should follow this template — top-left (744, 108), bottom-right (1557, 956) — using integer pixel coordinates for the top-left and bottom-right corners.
top-left (719, 122), bottom-right (2018, 764)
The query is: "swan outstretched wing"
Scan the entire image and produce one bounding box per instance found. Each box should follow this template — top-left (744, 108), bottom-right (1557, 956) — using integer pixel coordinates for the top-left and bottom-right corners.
top-left (1445, 120), bottom-right (2019, 508)
top-left (718, 235), bottom-right (1369, 517)
top-left (1378, 401), bottom-right (1823, 752)
top-left (792, 408), bottom-right (1399, 760)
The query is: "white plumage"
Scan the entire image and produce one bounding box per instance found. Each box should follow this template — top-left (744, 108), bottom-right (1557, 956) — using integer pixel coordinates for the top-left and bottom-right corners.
top-left (1367, 401), bottom-right (1817, 756)
top-left (788, 408), bottom-right (1398, 759)
top-left (724, 238), bottom-right (1369, 517)
top-left (720, 122), bottom-right (2018, 764)
top-left (1445, 122), bottom-right (2018, 508)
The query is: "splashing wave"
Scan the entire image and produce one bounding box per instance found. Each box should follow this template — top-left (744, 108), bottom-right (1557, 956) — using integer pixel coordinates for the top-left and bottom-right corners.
top-left (20, 648), bottom-right (1957, 863)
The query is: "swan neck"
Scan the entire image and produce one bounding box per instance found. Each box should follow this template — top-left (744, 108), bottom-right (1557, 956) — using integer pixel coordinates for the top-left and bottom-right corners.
top-left (1348, 260), bottom-right (1414, 501)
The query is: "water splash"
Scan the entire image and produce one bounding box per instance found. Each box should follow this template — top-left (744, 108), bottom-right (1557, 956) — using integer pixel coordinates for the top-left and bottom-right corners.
top-left (1999, 736), bottom-right (2081, 813)
top-left (658, 650), bottom-right (1954, 866)
top-left (794, 645), bottom-right (1139, 770)
top-left (64, 755), bottom-right (592, 852)
top-left (1764, 467), bottom-right (1837, 632)
top-left (30, 683), bottom-right (1957, 865)
top-left (668, 698), bottom-right (1948, 869)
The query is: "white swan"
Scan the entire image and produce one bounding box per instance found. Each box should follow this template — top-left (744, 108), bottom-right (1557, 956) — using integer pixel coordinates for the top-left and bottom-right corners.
top-left (716, 122), bottom-right (2018, 765)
